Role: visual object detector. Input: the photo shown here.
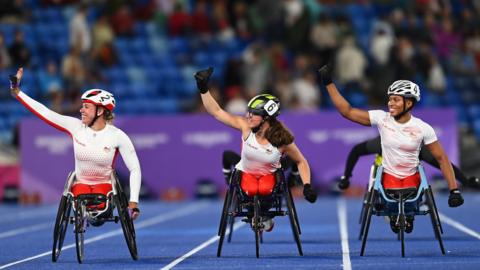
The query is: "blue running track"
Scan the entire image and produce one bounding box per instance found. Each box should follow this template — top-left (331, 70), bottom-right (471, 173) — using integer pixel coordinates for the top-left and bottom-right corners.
top-left (0, 194), bottom-right (479, 270)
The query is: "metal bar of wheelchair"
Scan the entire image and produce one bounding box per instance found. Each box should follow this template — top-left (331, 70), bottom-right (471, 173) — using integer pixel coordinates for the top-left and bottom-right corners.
top-left (373, 165), bottom-right (430, 204)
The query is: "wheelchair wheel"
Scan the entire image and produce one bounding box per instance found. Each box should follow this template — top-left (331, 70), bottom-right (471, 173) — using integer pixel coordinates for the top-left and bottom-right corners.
top-left (74, 201), bottom-right (85, 264)
top-left (227, 193), bottom-right (237, 243)
top-left (360, 190), bottom-right (377, 256)
top-left (217, 186), bottom-right (235, 257)
top-left (427, 186), bottom-right (443, 234)
top-left (253, 195), bottom-right (261, 258)
top-left (425, 188), bottom-right (445, 255)
top-left (52, 195), bottom-right (72, 262)
top-left (285, 188), bottom-right (303, 256)
top-left (398, 200), bottom-right (406, 257)
top-left (287, 186), bottom-right (301, 235)
top-left (114, 191), bottom-right (138, 260)
top-left (358, 189), bottom-right (372, 240)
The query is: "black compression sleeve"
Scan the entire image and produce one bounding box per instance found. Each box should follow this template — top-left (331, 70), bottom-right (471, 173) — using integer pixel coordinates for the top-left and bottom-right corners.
top-left (419, 146), bottom-right (468, 184)
top-left (343, 136), bottom-right (381, 178)
top-left (222, 150), bottom-right (241, 169)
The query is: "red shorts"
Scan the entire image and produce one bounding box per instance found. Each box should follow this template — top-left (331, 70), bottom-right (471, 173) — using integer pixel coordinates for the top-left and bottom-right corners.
top-left (240, 172), bottom-right (276, 197)
top-left (71, 183), bottom-right (112, 209)
top-left (382, 172), bottom-right (420, 189)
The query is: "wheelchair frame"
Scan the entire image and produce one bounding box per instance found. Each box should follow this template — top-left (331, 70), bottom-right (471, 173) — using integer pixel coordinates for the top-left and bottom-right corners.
top-left (217, 169), bottom-right (302, 258)
top-left (359, 165), bottom-right (445, 257)
top-left (51, 171), bottom-right (138, 263)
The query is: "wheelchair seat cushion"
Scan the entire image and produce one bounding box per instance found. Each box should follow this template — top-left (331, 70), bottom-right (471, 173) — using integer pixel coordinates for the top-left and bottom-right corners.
top-left (385, 187), bottom-right (418, 200)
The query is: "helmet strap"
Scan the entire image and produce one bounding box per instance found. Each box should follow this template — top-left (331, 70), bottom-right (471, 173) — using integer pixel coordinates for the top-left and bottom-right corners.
top-left (394, 97), bottom-right (414, 121)
top-left (88, 106), bottom-right (100, 127)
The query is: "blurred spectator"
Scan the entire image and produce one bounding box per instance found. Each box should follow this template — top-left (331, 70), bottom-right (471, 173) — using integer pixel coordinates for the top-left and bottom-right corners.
top-left (335, 36), bottom-right (367, 89)
top-left (391, 36), bottom-right (416, 80)
top-left (291, 70), bottom-right (320, 111)
top-left (0, 0), bottom-right (29, 24)
top-left (229, 1), bottom-right (254, 40)
top-left (92, 14), bottom-right (115, 52)
top-left (282, 0), bottom-right (311, 52)
top-left (241, 43), bottom-right (271, 97)
top-left (168, 2), bottom-right (190, 36)
top-left (8, 29), bottom-right (31, 67)
top-left (191, 0), bottom-right (212, 37)
top-left (310, 14), bottom-right (338, 65)
top-left (69, 4), bottom-right (91, 54)
top-left (62, 45), bottom-right (86, 92)
top-left (92, 42), bottom-right (117, 67)
top-left (212, 1), bottom-right (234, 42)
top-left (450, 41), bottom-right (478, 76)
top-left (369, 21), bottom-right (394, 66)
top-left (427, 54), bottom-right (447, 93)
top-left (0, 33), bottom-right (11, 70)
top-left (133, 0), bottom-right (156, 21)
top-left (38, 60), bottom-right (64, 97)
top-left (224, 86), bottom-right (247, 115)
top-left (252, 0), bottom-right (284, 42)
top-left (432, 18), bottom-right (461, 65)
top-left (273, 71), bottom-right (293, 110)
top-left (111, 4), bottom-right (136, 36)
top-left (38, 60), bottom-right (65, 112)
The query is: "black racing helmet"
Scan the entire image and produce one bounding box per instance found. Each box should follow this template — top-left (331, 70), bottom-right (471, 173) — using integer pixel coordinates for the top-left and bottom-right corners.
top-left (246, 94), bottom-right (281, 118)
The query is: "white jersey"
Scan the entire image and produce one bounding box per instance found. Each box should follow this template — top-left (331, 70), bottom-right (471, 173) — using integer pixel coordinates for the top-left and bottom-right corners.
top-left (369, 110), bottom-right (437, 178)
top-left (17, 91), bottom-right (142, 203)
top-left (235, 132), bottom-right (282, 176)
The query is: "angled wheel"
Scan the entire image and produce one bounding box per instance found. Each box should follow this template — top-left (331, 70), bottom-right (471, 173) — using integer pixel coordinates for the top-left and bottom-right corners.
top-left (360, 190), bottom-right (377, 256)
top-left (287, 186), bottom-right (301, 235)
top-left (398, 198), bottom-right (406, 257)
top-left (358, 189), bottom-right (372, 240)
top-left (114, 188), bottom-right (138, 260)
top-left (425, 188), bottom-right (445, 254)
top-left (74, 201), bottom-right (85, 264)
top-left (427, 186), bottom-right (443, 234)
top-left (52, 195), bottom-right (72, 262)
top-left (253, 195), bottom-right (261, 258)
top-left (217, 186), bottom-right (235, 257)
top-left (285, 188), bottom-right (303, 256)
top-left (227, 192), bottom-right (237, 243)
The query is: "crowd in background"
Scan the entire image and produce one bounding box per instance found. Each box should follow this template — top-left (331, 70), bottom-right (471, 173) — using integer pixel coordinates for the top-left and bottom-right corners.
top-left (0, 0), bottom-right (479, 141)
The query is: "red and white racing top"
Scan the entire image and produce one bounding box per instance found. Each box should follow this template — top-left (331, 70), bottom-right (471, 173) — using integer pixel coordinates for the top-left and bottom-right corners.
top-left (369, 110), bottom-right (437, 178)
top-left (235, 132), bottom-right (282, 176)
top-left (17, 91), bottom-right (142, 203)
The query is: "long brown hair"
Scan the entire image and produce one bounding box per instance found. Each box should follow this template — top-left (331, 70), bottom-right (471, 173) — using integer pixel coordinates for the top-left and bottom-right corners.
top-left (265, 117), bottom-right (294, 147)
top-left (103, 108), bottom-right (115, 123)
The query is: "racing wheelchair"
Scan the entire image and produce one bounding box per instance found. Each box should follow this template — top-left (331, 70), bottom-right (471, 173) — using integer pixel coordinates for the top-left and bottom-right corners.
top-left (217, 169), bottom-right (302, 258)
top-left (359, 164), bottom-right (444, 257)
top-left (51, 171), bottom-right (138, 263)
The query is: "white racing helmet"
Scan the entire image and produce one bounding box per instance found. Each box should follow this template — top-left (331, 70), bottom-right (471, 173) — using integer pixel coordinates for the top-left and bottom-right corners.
top-left (387, 80), bottom-right (421, 102)
top-left (81, 89), bottom-right (116, 111)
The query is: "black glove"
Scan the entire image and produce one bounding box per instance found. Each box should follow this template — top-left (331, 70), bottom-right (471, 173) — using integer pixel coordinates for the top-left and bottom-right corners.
top-left (318, 64), bottom-right (333, 86)
top-left (194, 67), bottom-right (214, 94)
top-left (448, 189), bottom-right (464, 207)
top-left (9, 74), bottom-right (18, 90)
top-left (338, 175), bottom-right (350, 190)
top-left (303, 183), bottom-right (317, 203)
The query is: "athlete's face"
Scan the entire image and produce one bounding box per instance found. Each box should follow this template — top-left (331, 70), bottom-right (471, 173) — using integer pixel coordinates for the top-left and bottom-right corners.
top-left (387, 95), bottom-right (405, 116)
top-left (80, 102), bottom-right (97, 124)
top-left (245, 111), bottom-right (263, 128)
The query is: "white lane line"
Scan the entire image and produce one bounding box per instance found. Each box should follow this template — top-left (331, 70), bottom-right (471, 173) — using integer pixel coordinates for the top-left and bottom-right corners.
top-left (439, 212), bottom-right (480, 240)
top-left (0, 222), bottom-right (51, 239)
top-left (337, 199), bottom-right (352, 270)
top-left (0, 208), bottom-right (54, 224)
top-left (160, 221), bottom-right (246, 270)
top-left (0, 202), bottom-right (210, 269)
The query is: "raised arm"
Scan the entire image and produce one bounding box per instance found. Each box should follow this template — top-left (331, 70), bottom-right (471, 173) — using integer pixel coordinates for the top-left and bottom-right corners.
top-left (318, 65), bottom-right (371, 126)
top-left (426, 141), bottom-right (463, 207)
top-left (9, 68), bottom-right (79, 134)
top-left (194, 67), bottom-right (248, 132)
top-left (282, 142), bottom-right (317, 203)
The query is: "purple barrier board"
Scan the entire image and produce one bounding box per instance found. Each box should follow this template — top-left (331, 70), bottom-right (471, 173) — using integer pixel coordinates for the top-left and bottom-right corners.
top-left (20, 109), bottom-right (457, 202)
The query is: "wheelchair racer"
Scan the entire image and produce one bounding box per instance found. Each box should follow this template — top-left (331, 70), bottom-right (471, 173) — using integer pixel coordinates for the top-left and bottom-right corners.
top-left (318, 64), bottom-right (464, 233)
top-left (194, 67), bottom-right (317, 231)
top-left (9, 68), bottom-right (141, 220)
top-left (337, 135), bottom-right (479, 190)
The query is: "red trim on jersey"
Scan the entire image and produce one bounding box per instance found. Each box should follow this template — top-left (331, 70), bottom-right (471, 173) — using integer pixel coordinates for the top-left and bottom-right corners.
top-left (382, 172), bottom-right (420, 189)
top-left (17, 95), bottom-right (72, 137)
